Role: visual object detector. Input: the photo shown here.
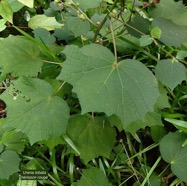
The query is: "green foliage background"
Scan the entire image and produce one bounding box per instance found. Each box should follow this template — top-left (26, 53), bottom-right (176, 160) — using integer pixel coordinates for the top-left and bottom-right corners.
top-left (0, 0), bottom-right (187, 185)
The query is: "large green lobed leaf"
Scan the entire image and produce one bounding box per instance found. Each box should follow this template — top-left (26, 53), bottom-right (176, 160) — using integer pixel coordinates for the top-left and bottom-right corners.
top-left (0, 36), bottom-right (43, 77)
top-left (58, 44), bottom-right (159, 127)
top-left (1, 77), bottom-right (70, 145)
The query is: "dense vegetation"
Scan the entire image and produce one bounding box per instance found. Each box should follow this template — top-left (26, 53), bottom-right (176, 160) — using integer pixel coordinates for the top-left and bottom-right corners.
top-left (0, 0), bottom-right (187, 185)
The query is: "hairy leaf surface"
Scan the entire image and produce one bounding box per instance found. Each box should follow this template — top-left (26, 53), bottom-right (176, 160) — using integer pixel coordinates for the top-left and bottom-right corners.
top-left (1, 77), bottom-right (70, 145)
top-left (58, 44), bottom-right (159, 127)
top-left (155, 60), bottom-right (187, 90)
top-left (0, 36), bottom-right (43, 77)
top-left (67, 115), bottom-right (116, 163)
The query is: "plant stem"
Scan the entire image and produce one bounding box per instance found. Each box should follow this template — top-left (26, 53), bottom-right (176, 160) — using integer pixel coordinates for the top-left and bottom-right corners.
top-left (93, 0), bottom-right (119, 42)
top-left (110, 20), bottom-right (118, 63)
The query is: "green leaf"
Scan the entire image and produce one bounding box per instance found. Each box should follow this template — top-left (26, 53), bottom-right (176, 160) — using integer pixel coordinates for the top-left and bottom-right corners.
top-left (139, 35), bottom-right (153, 47)
top-left (152, 17), bottom-right (187, 46)
top-left (28, 15), bottom-right (63, 31)
top-left (3, 131), bottom-right (27, 154)
top-left (164, 118), bottom-right (187, 134)
top-left (150, 125), bottom-right (167, 143)
top-left (33, 28), bottom-right (56, 44)
top-left (160, 132), bottom-right (187, 182)
top-left (126, 112), bottom-right (163, 135)
top-left (0, 150), bottom-right (20, 179)
top-left (0, 36), bottom-right (43, 77)
top-left (58, 44), bottom-right (159, 127)
top-left (155, 82), bottom-right (170, 109)
top-left (1, 77), bottom-right (70, 145)
top-left (108, 114), bottom-right (123, 131)
top-left (74, 0), bottom-right (103, 10)
top-left (53, 28), bottom-right (74, 40)
top-left (149, 0), bottom-right (187, 26)
top-left (17, 0), bottom-right (34, 8)
top-left (0, 19), bottom-right (6, 32)
top-left (127, 16), bottom-right (150, 38)
top-left (176, 50), bottom-right (187, 60)
top-left (155, 59), bottom-right (187, 90)
top-left (0, 0), bottom-right (13, 23)
top-left (7, 0), bottom-right (24, 12)
top-left (67, 115), bottom-right (116, 163)
top-left (66, 17), bottom-right (90, 37)
top-left (75, 167), bottom-right (110, 186)
top-left (150, 27), bottom-right (161, 39)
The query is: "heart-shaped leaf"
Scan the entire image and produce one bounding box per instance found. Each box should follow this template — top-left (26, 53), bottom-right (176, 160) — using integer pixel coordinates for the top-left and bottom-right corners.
top-left (155, 59), bottom-right (187, 90)
top-left (58, 44), bottom-right (159, 127)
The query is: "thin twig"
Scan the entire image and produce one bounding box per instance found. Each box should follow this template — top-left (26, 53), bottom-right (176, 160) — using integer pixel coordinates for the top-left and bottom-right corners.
top-left (93, 0), bottom-right (119, 42)
top-left (110, 20), bottom-right (118, 63)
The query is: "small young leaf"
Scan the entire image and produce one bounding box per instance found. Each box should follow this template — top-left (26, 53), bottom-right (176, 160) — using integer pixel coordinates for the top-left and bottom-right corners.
top-left (0, 36), bottom-right (43, 77)
top-left (160, 132), bottom-right (187, 182)
top-left (0, 150), bottom-right (20, 179)
top-left (155, 60), bottom-right (187, 90)
top-left (1, 77), bottom-right (70, 145)
top-left (67, 115), bottom-right (116, 163)
top-left (150, 27), bottom-right (161, 39)
top-left (29, 15), bottom-right (63, 31)
top-left (0, 0), bottom-right (13, 23)
top-left (75, 167), bottom-right (110, 186)
top-left (58, 44), bottom-right (159, 127)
